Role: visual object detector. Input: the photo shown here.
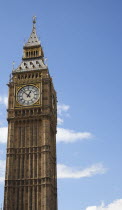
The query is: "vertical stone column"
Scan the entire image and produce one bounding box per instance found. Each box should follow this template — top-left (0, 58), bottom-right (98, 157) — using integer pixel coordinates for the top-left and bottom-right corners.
top-left (40, 118), bottom-right (51, 210)
top-left (4, 120), bottom-right (15, 210)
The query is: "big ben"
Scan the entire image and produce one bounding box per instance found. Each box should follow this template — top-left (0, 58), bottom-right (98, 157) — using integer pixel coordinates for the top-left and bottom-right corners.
top-left (4, 17), bottom-right (58, 210)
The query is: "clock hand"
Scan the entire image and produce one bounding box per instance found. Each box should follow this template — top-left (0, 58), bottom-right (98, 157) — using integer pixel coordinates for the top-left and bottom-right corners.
top-left (22, 90), bottom-right (28, 96)
top-left (27, 90), bottom-right (32, 97)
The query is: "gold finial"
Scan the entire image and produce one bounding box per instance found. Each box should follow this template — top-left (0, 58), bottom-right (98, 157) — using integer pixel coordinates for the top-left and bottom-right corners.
top-left (33, 16), bottom-right (36, 25)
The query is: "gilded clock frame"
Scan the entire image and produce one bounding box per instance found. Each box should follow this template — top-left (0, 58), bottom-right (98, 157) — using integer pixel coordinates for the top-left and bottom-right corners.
top-left (15, 83), bottom-right (41, 108)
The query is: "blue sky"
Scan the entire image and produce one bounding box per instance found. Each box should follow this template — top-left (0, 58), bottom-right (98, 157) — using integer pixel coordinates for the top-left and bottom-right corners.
top-left (0, 0), bottom-right (122, 209)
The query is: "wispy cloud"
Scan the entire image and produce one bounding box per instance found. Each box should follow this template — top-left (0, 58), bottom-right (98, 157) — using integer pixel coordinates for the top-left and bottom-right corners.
top-left (57, 163), bottom-right (107, 179)
top-left (57, 104), bottom-right (70, 116)
top-left (57, 103), bottom-right (70, 125)
top-left (86, 199), bottom-right (122, 210)
top-left (57, 127), bottom-right (92, 143)
top-left (0, 96), bottom-right (8, 107)
top-left (57, 117), bottom-right (64, 125)
top-left (0, 160), bottom-right (6, 183)
top-left (0, 127), bottom-right (8, 143)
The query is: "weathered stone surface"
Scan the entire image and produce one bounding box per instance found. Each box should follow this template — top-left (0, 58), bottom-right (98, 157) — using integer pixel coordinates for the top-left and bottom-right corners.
top-left (4, 19), bottom-right (57, 210)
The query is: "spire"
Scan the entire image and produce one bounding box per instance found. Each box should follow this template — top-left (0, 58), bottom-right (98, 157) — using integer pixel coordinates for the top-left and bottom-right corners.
top-left (13, 17), bottom-right (46, 73)
top-left (24, 16), bottom-right (41, 48)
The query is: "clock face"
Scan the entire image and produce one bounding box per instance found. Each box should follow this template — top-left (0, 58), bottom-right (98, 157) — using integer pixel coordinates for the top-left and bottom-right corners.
top-left (17, 85), bottom-right (39, 106)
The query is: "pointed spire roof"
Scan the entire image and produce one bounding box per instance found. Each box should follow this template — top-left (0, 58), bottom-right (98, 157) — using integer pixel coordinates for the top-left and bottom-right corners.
top-left (24, 16), bottom-right (41, 48)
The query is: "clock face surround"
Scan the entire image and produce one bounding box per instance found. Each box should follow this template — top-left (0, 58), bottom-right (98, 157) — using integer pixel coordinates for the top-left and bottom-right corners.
top-left (17, 85), bottom-right (39, 106)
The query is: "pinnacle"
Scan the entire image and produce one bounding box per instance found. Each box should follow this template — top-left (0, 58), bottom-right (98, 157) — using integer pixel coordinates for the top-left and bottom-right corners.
top-left (24, 17), bottom-right (41, 48)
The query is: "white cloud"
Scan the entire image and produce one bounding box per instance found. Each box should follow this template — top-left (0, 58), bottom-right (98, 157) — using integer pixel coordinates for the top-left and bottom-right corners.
top-left (0, 127), bottom-right (8, 143)
top-left (0, 162), bottom-right (106, 183)
top-left (57, 103), bottom-right (70, 125)
top-left (57, 104), bottom-right (70, 115)
top-left (57, 117), bottom-right (64, 125)
top-left (0, 160), bottom-right (6, 183)
top-left (57, 104), bottom-right (93, 143)
top-left (57, 163), bottom-right (106, 179)
top-left (3, 97), bottom-right (8, 107)
top-left (0, 96), bottom-right (8, 107)
top-left (0, 126), bottom-right (93, 144)
top-left (57, 127), bottom-right (92, 143)
top-left (86, 199), bottom-right (122, 210)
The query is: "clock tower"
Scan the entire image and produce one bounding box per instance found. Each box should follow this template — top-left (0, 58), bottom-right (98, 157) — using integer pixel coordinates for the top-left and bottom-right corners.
top-left (4, 17), bottom-right (57, 210)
